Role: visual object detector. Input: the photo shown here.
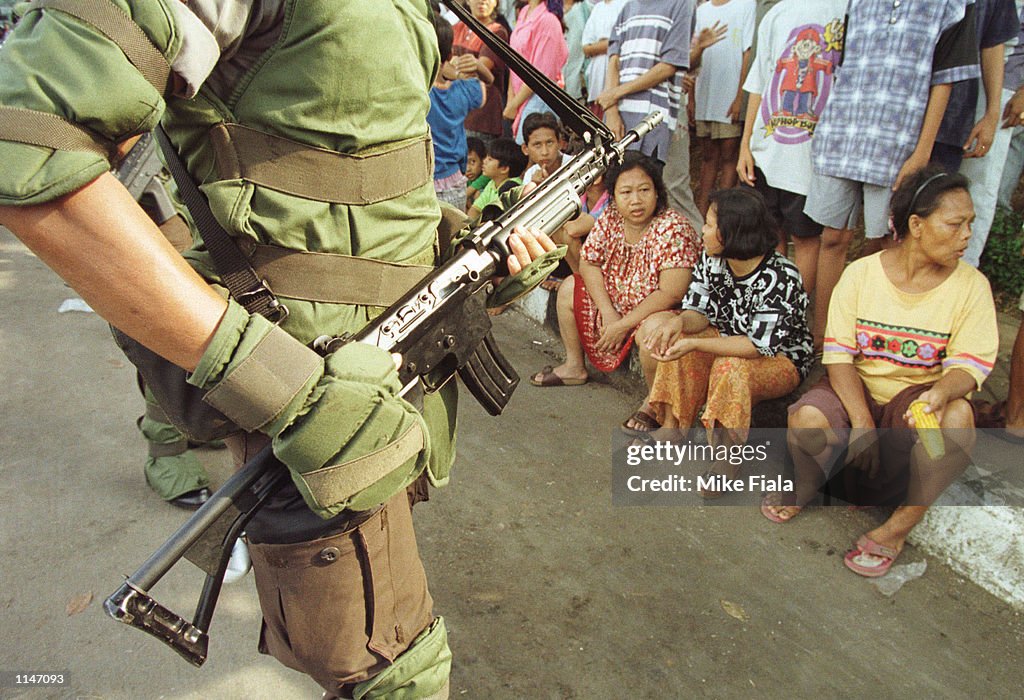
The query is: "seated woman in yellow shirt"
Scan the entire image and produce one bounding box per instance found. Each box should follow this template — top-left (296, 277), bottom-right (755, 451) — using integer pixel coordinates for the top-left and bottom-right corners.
top-left (767, 167), bottom-right (999, 579)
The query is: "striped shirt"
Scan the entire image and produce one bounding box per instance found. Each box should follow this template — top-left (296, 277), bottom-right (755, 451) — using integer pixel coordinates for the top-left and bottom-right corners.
top-left (608, 0), bottom-right (695, 159)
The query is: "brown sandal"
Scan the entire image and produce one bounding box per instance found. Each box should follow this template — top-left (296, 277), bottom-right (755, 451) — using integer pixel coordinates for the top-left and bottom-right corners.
top-left (530, 366), bottom-right (588, 387)
top-left (621, 408), bottom-right (661, 435)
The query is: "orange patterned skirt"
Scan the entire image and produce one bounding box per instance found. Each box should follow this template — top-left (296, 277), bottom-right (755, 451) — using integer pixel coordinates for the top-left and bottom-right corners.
top-left (648, 328), bottom-right (801, 441)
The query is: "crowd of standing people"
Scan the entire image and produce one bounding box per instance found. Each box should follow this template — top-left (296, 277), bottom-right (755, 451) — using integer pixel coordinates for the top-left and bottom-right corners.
top-left (432, 0), bottom-right (1024, 580)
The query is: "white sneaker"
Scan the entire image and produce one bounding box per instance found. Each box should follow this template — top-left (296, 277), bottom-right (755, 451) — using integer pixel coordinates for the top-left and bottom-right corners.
top-left (222, 537), bottom-right (252, 584)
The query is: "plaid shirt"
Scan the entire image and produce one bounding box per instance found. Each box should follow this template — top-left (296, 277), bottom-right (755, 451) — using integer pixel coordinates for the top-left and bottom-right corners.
top-left (812, 0), bottom-right (981, 187)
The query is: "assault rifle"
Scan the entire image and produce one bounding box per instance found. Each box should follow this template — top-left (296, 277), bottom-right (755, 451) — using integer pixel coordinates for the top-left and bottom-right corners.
top-left (114, 132), bottom-right (177, 226)
top-left (104, 112), bottom-right (663, 666)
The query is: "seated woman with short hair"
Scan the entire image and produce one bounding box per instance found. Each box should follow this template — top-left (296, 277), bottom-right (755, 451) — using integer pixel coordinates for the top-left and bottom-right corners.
top-left (637, 188), bottom-right (813, 483)
top-left (530, 151), bottom-right (700, 391)
top-left (770, 166), bottom-right (999, 579)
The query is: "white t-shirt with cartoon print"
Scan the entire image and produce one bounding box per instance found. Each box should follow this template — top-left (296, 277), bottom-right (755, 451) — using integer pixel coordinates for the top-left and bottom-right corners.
top-left (742, 0), bottom-right (846, 194)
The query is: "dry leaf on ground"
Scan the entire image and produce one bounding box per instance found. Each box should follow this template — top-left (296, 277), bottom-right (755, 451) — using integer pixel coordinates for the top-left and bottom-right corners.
top-left (66, 591), bottom-right (93, 616)
top-left (719, 598), bottom-right (750, 621)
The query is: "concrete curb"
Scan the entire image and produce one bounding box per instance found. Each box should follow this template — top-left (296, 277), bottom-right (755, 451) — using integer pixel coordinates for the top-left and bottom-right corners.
top-left (913, 506), bottom-right (1024, 608)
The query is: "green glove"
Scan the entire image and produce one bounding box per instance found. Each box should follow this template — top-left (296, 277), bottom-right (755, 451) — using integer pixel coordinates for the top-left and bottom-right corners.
top-left (489, 245), bottom-right (565, 307)
top-left (188, 300), bottom-right (429, 518)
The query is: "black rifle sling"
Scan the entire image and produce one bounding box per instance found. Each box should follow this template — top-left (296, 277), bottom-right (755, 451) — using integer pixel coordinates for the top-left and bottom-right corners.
top-left (442, 0), bottom-right (612, 143)
top-left (153, 126), bottom-right (283, 320)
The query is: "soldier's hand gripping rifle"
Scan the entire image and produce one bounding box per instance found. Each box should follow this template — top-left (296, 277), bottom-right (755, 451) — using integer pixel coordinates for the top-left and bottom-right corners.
top-left (103, 112), bottom-right (663, 666)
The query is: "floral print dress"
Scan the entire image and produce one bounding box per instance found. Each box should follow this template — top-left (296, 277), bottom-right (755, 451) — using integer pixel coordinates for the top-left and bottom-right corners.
top-left (575, 205), bottom-right (700, 371)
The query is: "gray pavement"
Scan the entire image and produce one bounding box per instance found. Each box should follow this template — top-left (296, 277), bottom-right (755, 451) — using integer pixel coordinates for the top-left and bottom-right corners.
top-left (1, 226), bottom-right (1022, 699)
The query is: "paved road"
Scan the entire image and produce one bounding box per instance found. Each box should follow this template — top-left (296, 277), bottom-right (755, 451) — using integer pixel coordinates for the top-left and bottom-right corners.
top-left (1, 227), bottom-right (1021, 699)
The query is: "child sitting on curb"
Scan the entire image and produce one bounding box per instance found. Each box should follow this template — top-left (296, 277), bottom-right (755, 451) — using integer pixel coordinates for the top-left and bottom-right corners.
top-left (521, 112), bottom-right (573, 185)
top-left (636, 187), bottom-right (812, 498)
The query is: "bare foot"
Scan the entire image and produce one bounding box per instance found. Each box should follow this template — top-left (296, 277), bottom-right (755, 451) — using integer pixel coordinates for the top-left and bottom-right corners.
top-left (862, 526), bottom-right (906, 558)
top-left (761, 492), bottom-right (802, 523)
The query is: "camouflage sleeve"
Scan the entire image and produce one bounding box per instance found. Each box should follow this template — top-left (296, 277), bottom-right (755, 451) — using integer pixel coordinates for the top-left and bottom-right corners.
top-left (0, 0), bottom-right (183, 205)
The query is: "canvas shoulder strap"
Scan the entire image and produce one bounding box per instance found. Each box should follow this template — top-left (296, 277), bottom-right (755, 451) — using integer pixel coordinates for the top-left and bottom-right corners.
top-left (154, 126), bottom-right (286, 321)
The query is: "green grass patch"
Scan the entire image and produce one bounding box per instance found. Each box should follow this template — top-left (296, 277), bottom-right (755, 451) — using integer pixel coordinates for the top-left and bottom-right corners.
top-left (980, 208), bottom-right (1024, 311)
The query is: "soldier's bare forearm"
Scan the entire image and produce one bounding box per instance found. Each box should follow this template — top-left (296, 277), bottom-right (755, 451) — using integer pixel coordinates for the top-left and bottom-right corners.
top-left (0, 172), bottom-right (227, 371)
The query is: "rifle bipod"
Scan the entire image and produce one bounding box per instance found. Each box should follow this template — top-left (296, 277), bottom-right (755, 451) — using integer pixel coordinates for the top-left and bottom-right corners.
top-left (104, 446), bottom-right (289, 666)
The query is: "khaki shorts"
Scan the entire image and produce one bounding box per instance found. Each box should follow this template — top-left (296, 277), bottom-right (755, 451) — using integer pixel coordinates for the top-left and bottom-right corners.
top-left (696, 120), bottom-right (742, 139)
top-left (803, 172), bottom-right (892, 239)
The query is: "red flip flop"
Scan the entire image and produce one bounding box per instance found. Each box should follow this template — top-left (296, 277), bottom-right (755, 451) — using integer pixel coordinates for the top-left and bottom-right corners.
top-left (844, 535), bottom-right (900, 577)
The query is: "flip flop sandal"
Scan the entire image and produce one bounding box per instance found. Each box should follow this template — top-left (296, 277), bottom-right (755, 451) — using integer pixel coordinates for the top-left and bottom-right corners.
top-left (620, 408), bottom-right (661, 436)
top-left (760, 492), bottom-right (801, 523)
top-left (530, 365), bottom-right (588, 387)
top-left (843, 535), bottom-right (900, 578)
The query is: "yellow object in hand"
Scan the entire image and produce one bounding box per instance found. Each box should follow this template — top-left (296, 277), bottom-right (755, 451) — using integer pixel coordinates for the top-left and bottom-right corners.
top-left (910, 400), bottom-right (945, 459)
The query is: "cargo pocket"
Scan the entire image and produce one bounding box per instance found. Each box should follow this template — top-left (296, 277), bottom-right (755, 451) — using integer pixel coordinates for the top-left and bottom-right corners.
top-left (249, 523), bottom-right (383, 689)
top-left (246, 489), bottom-right (433, 691)
top-left (360, 490), bottom-right (434, 663)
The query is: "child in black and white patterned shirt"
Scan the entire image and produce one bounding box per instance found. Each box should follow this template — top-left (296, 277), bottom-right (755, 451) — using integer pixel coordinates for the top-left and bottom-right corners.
top-left (633, 187), bottom-right (812, 497)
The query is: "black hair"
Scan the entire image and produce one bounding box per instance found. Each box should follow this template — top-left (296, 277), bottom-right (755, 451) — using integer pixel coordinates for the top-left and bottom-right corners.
top-left (606, 151), bottom-right (668, 215)
top-left (707, 187), bottom-right (780, 260)
top-left (521, 112), bottom-right (561, 144)
top-left (889, 165), bottom-right (971, 240)
top-left (466, 136), bottom-right (486, 161)
top-left (487, 137), bottom-right (528, 177)
top-left (434, 14), bottom-right (454, 63)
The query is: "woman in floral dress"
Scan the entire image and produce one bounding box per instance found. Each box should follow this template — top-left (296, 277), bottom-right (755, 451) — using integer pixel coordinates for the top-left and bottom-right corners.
top-left (531, 152), bottom-right (701, 405)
